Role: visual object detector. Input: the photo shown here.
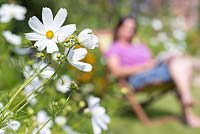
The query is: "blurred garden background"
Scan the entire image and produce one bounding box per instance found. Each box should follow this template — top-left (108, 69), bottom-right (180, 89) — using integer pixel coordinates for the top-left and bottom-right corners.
top-left (0, 0), bottom-right (200, 133)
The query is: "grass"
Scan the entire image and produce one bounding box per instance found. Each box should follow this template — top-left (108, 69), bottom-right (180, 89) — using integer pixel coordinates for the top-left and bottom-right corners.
top-left (103, 85), bottom-right (200, 134)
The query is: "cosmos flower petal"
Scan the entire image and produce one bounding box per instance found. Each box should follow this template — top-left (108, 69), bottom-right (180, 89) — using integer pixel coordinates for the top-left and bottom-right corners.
top-left (0, 15), bottom-right (12, 23)
top-left (94, 116), bottom-right (108, 131)
top-left (85, 35), bottom-right (98, 49)
top-left (88, 96), bottom-right (100, 107)
top-left (40, 66), bottom-right (55, 79)
top-left (37, 110), bottom-right (49, 124)
top-left (7, 120), bottom-right (21, 131)
top-left (42, 7), bottom-right (53, 29)
top-left (91, 118), bottom-right (102, 134)
top-left (25, 32), bottom-right (45, 41)
top-left (87, 96), bottom-right (110, 134)
top-left (78, 28), bottom-right (92, 37)
top-left (78, 28), bottom-right (98, 49)
top-left (94, 114), bottom-right (110, 129)
top-left (92, 106), bottom-right (106, 116)
top-left (34, 39), bottom-right (47, 51)
top-left (55, 24), bottom-right (76, 42)
top-left (52, 8), bottom-right (67, 30)
top-left (0, 4), bottom-right (26, 23)
top-left (56, 75), bottom-right (71, 93)
top-left (28, 16), bottom-right (46, 34)
top-left (69, 61), bottom-right (92, 72)
top-left (0, 129), bottom-right (5, 133)
top-left (13, 5), bottom-right (26, 20)
top-left (14, 48), bottom-right (32, 55)
top-left (46, 40), bottom-right (59, 53)
top-left (55, 116), bottom-right (67, 126)
top-left (100, 114), bottom-right (110, 124)
top-left (2, 31), bottom-right (21, 46)
top-left (62, 125), bottom-right (79, 134)
top-left (71, 48), bottom-right (87, 61)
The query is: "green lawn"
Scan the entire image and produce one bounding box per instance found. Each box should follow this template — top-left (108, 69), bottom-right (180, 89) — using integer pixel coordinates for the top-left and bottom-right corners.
top-left (103, 85), bottom-right (200, 134)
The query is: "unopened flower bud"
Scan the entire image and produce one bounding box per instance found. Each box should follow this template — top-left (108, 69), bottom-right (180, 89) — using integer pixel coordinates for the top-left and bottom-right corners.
top-left (27, 107), bottom-right (34, 115)
top-left (79, 101), bottom-right (86, 108)
top-left (69, 81), bottom-right (79, 91)
top-left (83, 108), bottom-right (90, 114)
top-left (36, 52), bottom-right (45, 59)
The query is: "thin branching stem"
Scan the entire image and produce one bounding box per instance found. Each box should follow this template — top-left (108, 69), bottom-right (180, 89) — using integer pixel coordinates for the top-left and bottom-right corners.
top-left (36, 118), bottom-right (51, 134)
top-left (14, 65), bottom-right (60, 113)
top-left (0, 64), bottom-right (49, 127)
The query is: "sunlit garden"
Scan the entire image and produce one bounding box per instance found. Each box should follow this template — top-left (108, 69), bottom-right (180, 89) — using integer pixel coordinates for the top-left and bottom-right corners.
top-left (0, 0), bottom-right (200, 134)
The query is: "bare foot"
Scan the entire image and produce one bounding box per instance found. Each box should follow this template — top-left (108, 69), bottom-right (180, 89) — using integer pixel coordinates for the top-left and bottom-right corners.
top-left (186, 114), bottom-right (200, 127)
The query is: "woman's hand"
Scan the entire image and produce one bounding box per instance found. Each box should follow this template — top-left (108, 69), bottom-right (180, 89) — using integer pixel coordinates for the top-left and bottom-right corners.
top-left (143, 59), bottom-right (157, 71)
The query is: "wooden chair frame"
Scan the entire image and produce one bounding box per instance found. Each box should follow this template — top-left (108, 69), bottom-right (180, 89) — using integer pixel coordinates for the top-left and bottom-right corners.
top-left (118, 78), bottom-right (178, 126)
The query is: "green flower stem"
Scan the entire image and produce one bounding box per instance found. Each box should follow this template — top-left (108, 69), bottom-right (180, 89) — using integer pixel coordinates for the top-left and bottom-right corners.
top-left (0, 75), bottom-right (35, 129)
top-left (35, 93), bottom-right (72, 134)
top-left (13, 65), bottom-right (60, 114)
top-left (66, 45), bottom-right (74, 57)
top-left (52, 92), bottom-right (72, 117)
top-left (0, 64), bottom-right (49, 125)
top-left (0, 74), bottom-right (35, 115)
top-left (15, 87), bottom-right (40, 114)
top-left (36, 118), bottom-right (51, 134)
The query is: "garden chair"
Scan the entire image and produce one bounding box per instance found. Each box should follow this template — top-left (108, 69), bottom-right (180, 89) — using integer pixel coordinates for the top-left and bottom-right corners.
top-left (96, 30), bottom-right (178, 126)
top-left (117, 77), bottom-right (178, 126)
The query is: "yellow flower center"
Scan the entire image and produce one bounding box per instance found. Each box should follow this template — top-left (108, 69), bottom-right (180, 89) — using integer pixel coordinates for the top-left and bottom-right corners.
top-left (46, 30), bottom-right (54, 39)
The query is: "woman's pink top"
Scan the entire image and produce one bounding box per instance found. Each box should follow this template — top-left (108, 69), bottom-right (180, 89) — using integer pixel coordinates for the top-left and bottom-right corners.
top-left (105, 41), bottom-right (152, 67)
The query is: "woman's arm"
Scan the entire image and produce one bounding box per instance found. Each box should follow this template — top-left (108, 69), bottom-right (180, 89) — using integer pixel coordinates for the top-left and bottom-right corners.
top-left (107, 55), bottom-right (157, 78)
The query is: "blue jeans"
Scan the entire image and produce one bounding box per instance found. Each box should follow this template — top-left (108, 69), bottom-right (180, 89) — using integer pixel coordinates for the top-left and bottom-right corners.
top-left (128, 62), bottom-right (172, 90)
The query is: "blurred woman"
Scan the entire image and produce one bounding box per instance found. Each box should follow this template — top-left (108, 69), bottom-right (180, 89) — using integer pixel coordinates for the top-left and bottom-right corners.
top-left (105, 16), bottom-right (200, 127)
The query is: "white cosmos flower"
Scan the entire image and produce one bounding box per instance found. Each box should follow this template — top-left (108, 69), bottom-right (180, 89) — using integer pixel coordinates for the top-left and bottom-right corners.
top-left (87, 96), bottom-right (110, 134)
top-left (32, 128), bottom-right (51, 134)
top-left (0, 103), bottom-right (21, 133)
top-left (38, 63), bottom-right (55, 79)
top-left (56, 75), bottom-right (71, 93)
top-left (24, 77), bottom-right (43, 93)
top-left (0, 120), bottom-right (21, 133)
top-left (36, 110), bottom-right (53, 128)
top-left (2, 31), bottom-right (21, 46)
top-left (36, 110), bottom-right (49, 124)
top-left (55, 116), bottom-right (67, 126)
top-left (2, 31), bottom-right (31, 55)
top-left (0, 4), bottom-right (26, 23)
top-left (62, 125), bottom-right (79, 134)
top-left (157, 32), bottom-right (168, 43)
top-left (78, 28), bottom-right (98, 49)
top-left (24, 77), bottom-right (42, 106)
top-left (32, 110), bottom-right (53, 134)
top-left (7, 120), bottom-right (21, 131)
top-left (25, 7), bottom-right (76, 53)
top-left (23, 62), bottom-right (55, 79)
top-left (23, 65), bottom-right (35, 79)
top-left (151, 19), bottom-right (163, 31)
top-left (67, 47), bottom-right (92, 72)
top-left (27, 94), bottom-right (38, 106)
top-left (172, 28), bottom-right (186, 41)
top-left (0, 129), bottom-right (5, 134)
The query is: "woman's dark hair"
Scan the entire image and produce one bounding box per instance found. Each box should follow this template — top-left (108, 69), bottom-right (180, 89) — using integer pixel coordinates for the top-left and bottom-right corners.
top-left (113, 16), bottom-right (137, 42)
